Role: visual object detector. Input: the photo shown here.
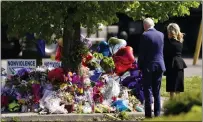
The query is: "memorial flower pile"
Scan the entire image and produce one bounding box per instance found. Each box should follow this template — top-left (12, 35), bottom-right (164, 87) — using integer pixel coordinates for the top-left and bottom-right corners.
top-left (1, 37), bottom-right (145, 114)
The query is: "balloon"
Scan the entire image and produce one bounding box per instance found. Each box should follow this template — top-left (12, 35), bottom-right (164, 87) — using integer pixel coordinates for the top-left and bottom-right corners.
top-left (98, 41), bottom-right (110, 56)
top-left (113, 46), bottom-right (136, 76)
top-left (129, 68), bottom-right (141, 77)
top-left (121, 76), bottom-right (135, 87)
top-left (128, 82), bottom-right (137, 89)
top-left (108, 37), bottom-right (127, 55)
top-left (111, 100), bottom-right (129, 112)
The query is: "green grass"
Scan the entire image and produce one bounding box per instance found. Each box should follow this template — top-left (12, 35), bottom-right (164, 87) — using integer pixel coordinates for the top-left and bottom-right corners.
top-left (144, 105), bottom-right (202, 121)
top-left (145, 87), bottom-right (202, 121)
top-left (160, 76), bottom-right (202, 97)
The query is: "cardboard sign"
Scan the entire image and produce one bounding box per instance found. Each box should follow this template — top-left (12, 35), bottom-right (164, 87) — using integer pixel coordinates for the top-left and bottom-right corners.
top-left (7, 59), bottom-right (36, 75)
top-left (42, 60), bottom-right (61, 68)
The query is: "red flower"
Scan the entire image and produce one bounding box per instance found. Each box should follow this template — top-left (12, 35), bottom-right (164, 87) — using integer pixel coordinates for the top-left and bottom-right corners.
top-left (82, 52), bottom-right (93, 67)
top-left (48, 68), bottom-right (65, 82)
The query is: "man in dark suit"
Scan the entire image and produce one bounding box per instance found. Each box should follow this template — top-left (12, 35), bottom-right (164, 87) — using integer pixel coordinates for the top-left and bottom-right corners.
top-left (138, 18), bottom-right (166, 118)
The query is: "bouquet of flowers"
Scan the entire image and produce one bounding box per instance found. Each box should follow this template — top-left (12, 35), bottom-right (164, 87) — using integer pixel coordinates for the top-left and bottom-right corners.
top-left (100, 57), bottom-right (115, 74)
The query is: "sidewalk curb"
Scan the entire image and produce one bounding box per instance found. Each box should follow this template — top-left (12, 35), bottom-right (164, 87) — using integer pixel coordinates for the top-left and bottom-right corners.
top-left (1, 112), bottom-right (165, 121)
top-left (1, 112), bottom-right (146, 121)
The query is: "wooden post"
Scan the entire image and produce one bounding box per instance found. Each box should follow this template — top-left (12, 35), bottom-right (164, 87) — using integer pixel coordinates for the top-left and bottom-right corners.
top-left (193, 20), bottom-right (202, 65)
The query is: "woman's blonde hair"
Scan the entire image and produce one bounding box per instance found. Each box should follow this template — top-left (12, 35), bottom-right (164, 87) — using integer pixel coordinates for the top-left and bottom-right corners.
top-left (167, 23), bottom-right (184, 43)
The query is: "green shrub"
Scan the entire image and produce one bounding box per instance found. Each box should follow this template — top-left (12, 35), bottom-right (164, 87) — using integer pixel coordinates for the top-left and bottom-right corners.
top-left (144, 105), bottom-right (202, 121)
top-left (163, 90), bottom-right (202, 115)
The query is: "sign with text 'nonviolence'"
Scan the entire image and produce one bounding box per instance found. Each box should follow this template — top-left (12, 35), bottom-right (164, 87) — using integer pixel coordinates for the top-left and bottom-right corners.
top-left (7, 59), bottom-right (36, 75)
top-left (42, 60), bottom-right (61, 68)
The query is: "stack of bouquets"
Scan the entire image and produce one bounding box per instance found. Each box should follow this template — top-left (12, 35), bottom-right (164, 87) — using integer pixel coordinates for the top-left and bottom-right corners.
top-left (1, 67), bottom-right (48, 113)
top-left (1, 51), bottom-right (143, 114)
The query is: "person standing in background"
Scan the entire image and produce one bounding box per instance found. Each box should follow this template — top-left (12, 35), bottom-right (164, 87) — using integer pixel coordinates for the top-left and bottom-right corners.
top-left (164, 23), bottom-right (187, 99)
top-left (22, 33), bottom-right (42, 66)
top-left (118, 31), bottom-right (128, 41)
top-left (138, 18), bottom-right (165, 118)
top-left (55, 38), bottom-right (63, 61)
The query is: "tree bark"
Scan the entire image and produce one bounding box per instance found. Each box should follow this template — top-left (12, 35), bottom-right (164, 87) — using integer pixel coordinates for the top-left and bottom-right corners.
top-left (62, 20), bottom-right (80, 73)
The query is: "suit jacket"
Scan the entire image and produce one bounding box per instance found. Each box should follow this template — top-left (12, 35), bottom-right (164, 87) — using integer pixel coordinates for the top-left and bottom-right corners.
top-left (138, 28), bottom-right (166, 72)
top-left (163, 38), bottom-right (187, 72)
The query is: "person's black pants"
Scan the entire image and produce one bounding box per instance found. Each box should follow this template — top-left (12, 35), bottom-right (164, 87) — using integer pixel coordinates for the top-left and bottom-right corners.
top-left (142, 70), bottom-right (163, 118)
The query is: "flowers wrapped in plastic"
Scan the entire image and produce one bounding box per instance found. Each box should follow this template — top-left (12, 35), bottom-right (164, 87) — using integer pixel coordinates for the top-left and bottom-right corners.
top-left (121, 66), bottom-right (145, 104)
top-left (80, 34), bottom-right (92, 49)
top-left (83, 102), bottom-right (92, 113)
top-left (39, 90), bottom-right (68, 114)
top-left (102, 78), bottom-right (120, 101)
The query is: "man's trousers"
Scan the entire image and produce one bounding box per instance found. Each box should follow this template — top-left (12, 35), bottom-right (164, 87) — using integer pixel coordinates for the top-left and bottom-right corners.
top-left (142, 69), bottom-right (163, 118)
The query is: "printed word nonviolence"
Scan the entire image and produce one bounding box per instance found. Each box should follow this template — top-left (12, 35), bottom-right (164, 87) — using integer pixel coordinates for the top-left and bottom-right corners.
top-left (8, 61), bottom-right (36, 67)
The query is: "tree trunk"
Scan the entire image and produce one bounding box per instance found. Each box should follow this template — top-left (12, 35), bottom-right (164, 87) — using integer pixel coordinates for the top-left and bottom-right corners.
top-left (62, 20), bottom-right (81, 73)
